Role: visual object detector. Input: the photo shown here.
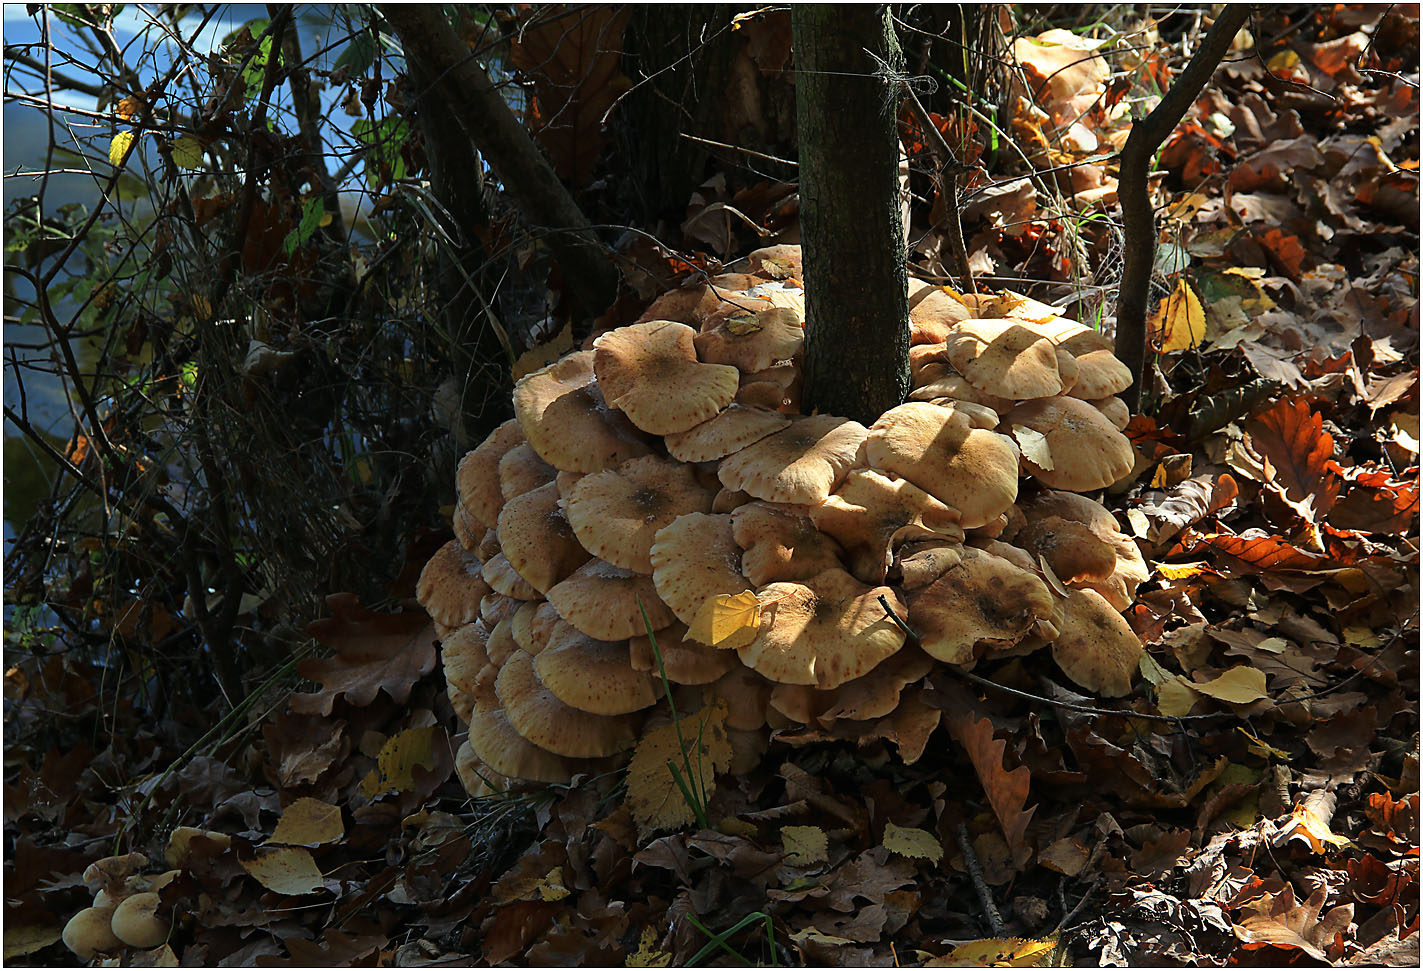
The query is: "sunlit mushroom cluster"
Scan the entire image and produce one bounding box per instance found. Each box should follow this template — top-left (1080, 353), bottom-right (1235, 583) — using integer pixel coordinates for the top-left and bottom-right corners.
top-left (417, 244), bottom-right (1149, 793)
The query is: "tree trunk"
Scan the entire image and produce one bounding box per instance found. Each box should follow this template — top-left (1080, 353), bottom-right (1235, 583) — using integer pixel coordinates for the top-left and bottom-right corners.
top-left (794, 6), bottom-right (910, 425)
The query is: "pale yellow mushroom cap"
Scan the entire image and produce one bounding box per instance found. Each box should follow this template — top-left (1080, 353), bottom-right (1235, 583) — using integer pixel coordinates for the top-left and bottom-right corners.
top-left (416, 540), bottom-right (492, 629)
top-left (628, 621), bottom-right (739, 684)
top-left (1005, 396), bottom-right (1134, 492)
top-left (731, 501), bottom-right (845, 586)
top-left (592, 321), bottom-right (740, 434)
top-left (457, 419), bottom-right (523, 530)
top-left (466, 683), bottom-right (583, 784)
top-left (694, 307), bottom-right (804, 374)
top-left (649, 512), bottom-right (749, 628)
top-left (534, 621), bottom-right (657, 716)
top-left (497, 442), bottom-right (557, 501)
top-left (945, 319), bottom-right (1072, 399)
top-left (1066, 348), bottom-right (1133, 399)
top-left (562, 456), bottom-right (715, 574)
top-left (497, 482), bottom-right (590, 594)
top-left (454, 739), bottom-right (514, 796)
top-left (546, 558), bottom-right (676, 641)
top-left (1050, 588), bottom-right (1141, 697)
top-left (809, 469), bottom-right (964, 584)
top-left (110, 891), bottom-right (168, 948)
top-left (496, 650), bottom-right (642, 758)
top-left (664, 404), bottom-right (790, 463)
top-left (718, 414), bottom-right (868, 505)
top-left (907, 546), bottom-right (1054, 665)
top-left (512, 350), bottom-right (653, 472)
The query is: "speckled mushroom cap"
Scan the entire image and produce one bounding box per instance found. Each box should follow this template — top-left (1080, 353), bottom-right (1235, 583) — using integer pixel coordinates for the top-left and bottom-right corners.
top-left (1020, 490), bottom-right (1148, 609)
top-left (592, 321), bottom-right (740, 435)
top-left (907, 545), bottom-right (1055, 666)
top-left (546, 558), bottom-right (677, 641)
top-left (945, 319), bottom-right (1074, 399)
top-left (417, 541), bottom-right (492, 629)
top-left (664, 404), bottom-right (791, 463)
top-left (731, 501), bottom-right (845, 585)
top-left (496, 650), bottom-right (643, 758)
top-left (458, 419), bottom-right (524, 530)
top-left (649, 512), bottom-right (749, 628)
top-left (893, 541), bottom-right (964, 589)
top-left (1050, 588), bottom-right (1141, 697)
top-left (497, 482), bottom-right (590, 595)
top-left (745, 244), bottom-right (803, 280)
top-left (485, 617), bottom-right (519, 667)
top-left (533, 621), bottom-right (657, 716)
top-left (1092, 396), bottom-right (1131, 431)
top-left (628, 621), bottom-right (740, 684)
top-left (865, 401), bottom-right (1020, 530)
top-left (811, 469), bottom-right (965, 585)
top-left (908, 279), bottom-right (973, 345)
top-left (481, 552), bottom-right (540, 601)
top-left (694, 307), bottom-right (804, 373)
top-left (1014, 515), bottom-right (1119, 584)
top-left (635, 273), bottom-right (765, 327)
top-left (738, 568), bottom-right (907, 690)
top-left (453, 503), bottom-right (483, 554)
top-left (513, 350), bottom-right (654, 473)
top-left (562, 456), bottom-right (715, 574)
top-left (498, 443), bottom-right (557, 501)
top-left (1004, 396), bottom-right (1134, 492)
top-left (467, 678), bottom-right (583, 784)
top-left (454, 740), bottom-right (514, 796)
top-left (718, 414), bottom-right (868, 504)
top-left (1065, 349), bottom-right (1133, 400)
top-left (769, 644), bottom-right (935, 728)
top-left (441, 622), bottom-right (490, 696)
top-left (908, 365), bottom-right (1016, 414)
top-left (735, 364), bottom-right (801, 412)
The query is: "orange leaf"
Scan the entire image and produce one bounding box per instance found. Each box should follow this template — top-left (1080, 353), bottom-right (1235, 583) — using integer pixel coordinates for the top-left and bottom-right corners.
top-left (944, 702), bottom-right (1035, 867)
top-left (1246, 398), bottom-right (1341, 524)
top-left (1186, 529), bottom-right (1330, 573)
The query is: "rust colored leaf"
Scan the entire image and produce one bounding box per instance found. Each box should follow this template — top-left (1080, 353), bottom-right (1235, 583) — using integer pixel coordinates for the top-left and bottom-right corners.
top-left (944, 708), bottom-right (1034, 867)
top-left (481, 900), bottom-right (560, 964)
top-left (292, 593), bottom-right (436, 716)
top-left (1246, 398), bottom-right (1341, 523)
top-left (1185, 529), bottom-right (1331, 573)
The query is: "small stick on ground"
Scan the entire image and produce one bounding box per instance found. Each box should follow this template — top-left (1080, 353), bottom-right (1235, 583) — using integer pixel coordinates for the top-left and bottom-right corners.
top-left (956, 822), bottom-right (1005, 936)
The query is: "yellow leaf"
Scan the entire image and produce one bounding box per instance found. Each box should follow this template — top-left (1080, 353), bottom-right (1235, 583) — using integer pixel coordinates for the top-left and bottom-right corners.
top-left (364, 725), bottom-right (438, 796)
top-left (882, 822), bottom-right (944, 863)
top-left (268, 797), bottom-right (344, 846)
top-left (1192, 666), bottom-right (1268, 705)
top-left (240, 846), bottom-right (326, 895)
top-left (4, 926), bottom-right (62, 960)
top-left (685, 590), bottom-right (762, 650)
top-left (1267, 49), bottom-right (1302, 72)
top-left (781, 825), bottom-right (828, 867)
top-left (1150, 279), bottom-right (1206, 352)
top-left (535, 865), bottom-right (570, 901)
top-left (1237, 726), bottom-right (1289, 760)
top-left (115, 95), bottom-right (145, 120)
top-left (724, 314), bottom-right (763, 336)
top-left (1038, 837), bottom-right (1089, 876)
top-left (170, 136), bottom-right (204, 169)
top-left (1277, 799), bottom-right (1353, 853)
top-left (626, 701), bottom-right (732, 839)
top-left (931, 936), bottom-right (1057, 967)
top-left (1138, 652), bottom-right (1173, 686)
top-left (1011, 425), bottom-right (1054, 470)
top-left (626, 926), bottom-right (672, 967)
top-left (109, 130), bottom-right (137, 168)
top-left (1156, 676), bottom-right (1200, 717)
top-left (1153, 560), bottom-right (1218, 580)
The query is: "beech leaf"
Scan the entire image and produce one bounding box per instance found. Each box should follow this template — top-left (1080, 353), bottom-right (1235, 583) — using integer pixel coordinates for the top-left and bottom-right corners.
top-left (882, 822), bottom-right (944, 863)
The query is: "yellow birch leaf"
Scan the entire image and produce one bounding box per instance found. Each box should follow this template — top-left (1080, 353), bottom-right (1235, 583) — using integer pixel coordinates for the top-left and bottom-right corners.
top-left (364, 725), bottom-right (438, 796)
top-left (268, 797), bottom-right (344, 846)
top-left (781, 825), bottom-right (828, 867)
top-left (1192, 666), bottom-right (1268, 704)
top-left (1156, 676), bottom-right (1200, 717)
top-left (535, 865), bottom-right (570, 901)
top-left (882, 822), bottom-right (944, 863)
top-left (109, 130), bottom-right (136, 168)
top-left (1150, 279), bottom-right (1206, 352)
top-left (1011, 425), bottom-right (1054, 470)
top-left (626, 926), bottom-right (672, 967)
top-left (240, 846), bottom-right (326, 895)
top-left (685, 590), bottom-right (762, 650)
top-left (1153, 560), bottom-right (1218, 580)
top-left (626, 701), bottom-right (732, 838)
top-left (931, 936), bottom-right (1057, 967)
top-left (724, 314), bottom-right (763, 336)
top-left (1138, 652), bottom-right (1173, 686)
top-left (170, 136), bottom-right (204, 169)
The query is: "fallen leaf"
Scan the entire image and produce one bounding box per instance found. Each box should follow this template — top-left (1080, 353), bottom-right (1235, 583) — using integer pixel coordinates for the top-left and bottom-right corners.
top-left (240, 846), bottom-right (326, 895)
top-left (685, 590), bottom-right (762, 650)
top-left (1234, 885), bottom-right (1353, 961)
top-left (1150, 278), bottom-right (1206, 352)
top-left (360, 725), bottom-right (438, 797)
top-left (294, 593), bottom-right (437, 716)
top-left (1191, 666), bottom-right (1268, 705)
top-left (3, 926), bottom-right (62, 960)
top-left (1246, 398), bottom-right (1341, 523)
top-left (268, 797), bottom-right (344, 846)
top-left (882, 822), bottom-right (944, 863)
top-left (782, 825), bottom-right (829, 867)
top-left (1037, 837), bottom-right (1089, 876)
top-left (1274, 790), bottom-right (1353, 854)
top-left (929, 936), bottom-right (1057, 967)
top-left (626, 926), bottom-right (672, 967)
top-left (626, 701), bottom-right (732, 838)
top-left (944, 703), bottom-right (1035, 867)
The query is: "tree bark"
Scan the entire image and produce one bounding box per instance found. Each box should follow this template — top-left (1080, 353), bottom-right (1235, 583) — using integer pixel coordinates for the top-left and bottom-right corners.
top-left (794, 5), bottom-right (910, 425)
top-left (381, 5), bottom-right (618, 318)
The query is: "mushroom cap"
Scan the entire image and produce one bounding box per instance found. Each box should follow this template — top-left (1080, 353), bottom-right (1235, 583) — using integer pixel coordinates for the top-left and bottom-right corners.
top-left (63, 906), bottom-right (124, 960)
top-left (458, 419), bottom-right (524, 529)
top-left (479, 591), bottom-right (522, 628)
top-left (738, 569), bottom-right (908, 690)
top-left (694, 307), bottom-right (804, 373)
top-left (735, 363), bottom-right (801, 412)
top-left (1091, 395), bottom-right (1131, 431)
top-left (496, 650), bottom-right (642, 757)
top-left (512, 350), bottom-right (654, 472)
top-left (731, 501), bottom-right (845, 586)
top-left (111, 891), bottom-right (168, 948)
top-left (908, 279), bottom-right (973, 344)
top-left (497, 482), bottom-right (591, 594)
top-left (703, 662), bottom-right (775, 731)
top-left (945, 319), bottom-right (1073, 399)
top-left (1005, 396), bottom-right (1134, 491)
top-left (1014, 516), bottom-right (1118, 583)
top-left (485, 617), bottom-right (519, 667)
top-left (417, 541), bottom-right (492, 629)
top-left (441, 622), bottom-right (490, 694)
top-left (498, 442), bottom-right (557, 501)
top-left (893, 540), bottom-right (964, 589)
top-left (475, 527), bottom-right (502, 562)
top-left (508, 600), bottom-right (548, 656)
top-left (907, 546), bottom-right (1055, 665)
top-left (745, 244), bottom-right (803, 280)
top-left (593, 321), bottom-right (740, 434)
top-left (534, 621), bottom-right (657, 715)
top-left (448, 680), bottom-right (475, 725)
top-left (957, 289), bottom-right (1066, 324)
top-left (865, 401), bottom-right (1020, 529)
top-left (452, 503), bottom-right (483, 553)
top-left (635, 274), bottom-right (765, 327)
top-left (563, 456), bottom-right (715, 574)
top-left (454, 739), bottom-right (514, 796)
top-left (1021, 490), bottom-right (1148, 606)
top-left (770, 644), bottom-right (934, 728)
top-left (1065, 348), bottom-right (1132, 399)
top-left (810, 469), bottom-right (965, 584)
top-left (909, 364), bottom-right (1015, 413)
top-left (718, 414), bottom-right (868, 504)
top-left (481, 552), bottom-right (540, 600)
top-left (629, 622), bottom-right (740, 684)
top-left (712, 487), bottom-right (754, 513)
top-left (1051, 588), bottom-right (1141, 697)
top-left (467, 686), bottom-right (584, 783)
top-left (649, 512), bottom-right (750, 628)
top-left (664, 404), bottom-right (791, 463)
top-left (547, 558), bottom-right (677, 640)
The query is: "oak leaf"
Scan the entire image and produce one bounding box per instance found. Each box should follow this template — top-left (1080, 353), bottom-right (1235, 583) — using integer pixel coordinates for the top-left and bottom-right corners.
top-left (944, 706), bottom-right (1034, 867)
top-left (292, 593), bottom-right (436, 716)
top-left (1246, 397), bottom-right (1341, 524)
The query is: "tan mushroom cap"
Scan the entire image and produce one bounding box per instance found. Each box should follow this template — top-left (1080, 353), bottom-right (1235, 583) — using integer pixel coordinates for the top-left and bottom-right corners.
top-left (1055, 327), bottom-right (1115, 356)
top-left (475, 527), bottom-right (501, 562)
top-left (731, 501), bottom-right (844, 585)
top-left (458, 419), bottom-right (524, 529)
top-left (534, 621), bottom-right (657, 715)
top-left (480, 591), bottom-right (521, 628)
top-left (1092, 396), bottom-right (1131, 431)
top-left (909, 364), bottom-right (1015, 413)
top-left (481, 552), bottom-right (540, 600)
top-left (448, 680), bottom-right (475, 725)
top-left (454, 739), bottom-right (514, 796)
top-left (958, 289), bottom-right (1066, 324)
top-left (485, 617), bottom-right (519, 667)
top-left (635, 273), bottom-right (765, 327)
top-left (1066, 349), bottom-right (1133, 400)
top-left (735, 364), bottom-right (801, 412)
top-left (694, 307), bottom-right (804, 374)
top-left (628, 621), bottom-right (740, 684)
top-left (1015, 515), bottom-right (1118, 583)
top-left (592, 321), bottom-right (740, 434)
top-left (508, 600), bottom-right (547, 656)
top-left (467, 679), bottom-right (584, 783)
top-left (946, 319), bottom-right (1073, 399)
top-left (1005, 396), bottom-right (1134, 491)
top-left (770, 644), bottom-right (934, 728)
top-left (712, 487), bottom-right (753, 513)
top-left (441, 622), bottom-right (490, 694)
top-left (513, 350), bottom-right (654, 473)
top-left (718, 414), bottom-right (868, 504)
top-left (664, 404), bottom-right (791, 463)
top-left (453, 503), bottom-right (483, 553)
top-left (703, 662), bottom-right (775, 731)
top-left (893, 540), bottom-right (964, 589)
top-left (810, 470), bottom-right (964, 584)
top-left (745, 244), bottom-right (803, 280)
top-left (908, 279), bottom-right (973, 344)
top-left (498, 442), bottom-right (557, 501)
top-left (865, 401), bottom-right (1020, 530)
top-left (908, 546), bottom-right (1054, 665)
top-left (739, 569), bottom-right (907, 690)
top-left (649, 512), bottom-right (749, 627)
top-left (547, 558), bottom-right (677, 640)
top-left (497, 482), bottom-right (591, 594)
top-left (1020, 490), bottom-right (1148, 609)
top-left (497, 650), bottom-right (642, 757)
top-left (1051, 588), bottom-right (1141, 697)
top-left (417, 541), bottom-right (492, 629)
top-left (563, 456), bottom-right (715, 574)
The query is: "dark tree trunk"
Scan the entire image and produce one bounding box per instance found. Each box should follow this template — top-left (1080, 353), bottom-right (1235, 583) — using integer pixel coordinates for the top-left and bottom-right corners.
top-left (794, 5), bottom-right (909, 425)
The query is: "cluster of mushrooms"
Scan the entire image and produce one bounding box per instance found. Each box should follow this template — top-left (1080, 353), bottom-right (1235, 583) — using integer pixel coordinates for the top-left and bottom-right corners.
top-left (418, 245), bottom-right (1150, 793)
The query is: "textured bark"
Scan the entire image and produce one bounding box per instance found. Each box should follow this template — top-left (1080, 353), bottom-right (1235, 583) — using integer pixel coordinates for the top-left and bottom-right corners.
top-left (381, 5), bottom-right (618, 318)
top-left (794, 5), bottom-right (910, 425)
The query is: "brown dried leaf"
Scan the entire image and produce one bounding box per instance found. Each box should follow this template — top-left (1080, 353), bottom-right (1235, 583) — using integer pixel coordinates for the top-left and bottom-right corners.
top-left (293, 593), bottom-right (436, 716)
top-left (944, 707), bottom-right (1034, 867)
top-left (1246, 398), bottom-right (1342, 523)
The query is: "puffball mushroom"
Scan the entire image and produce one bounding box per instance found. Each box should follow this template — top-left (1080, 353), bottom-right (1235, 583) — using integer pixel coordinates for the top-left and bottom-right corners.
top-left (63, 906), bottom-right (124, 961)
top-left (110, 892), bottom-right (169, 949)
top-left (429, 246), bottom-right (1152, 795)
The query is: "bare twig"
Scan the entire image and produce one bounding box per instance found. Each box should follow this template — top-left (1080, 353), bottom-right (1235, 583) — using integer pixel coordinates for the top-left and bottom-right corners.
top-left (956, 822), bottom-right (1005, 936)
